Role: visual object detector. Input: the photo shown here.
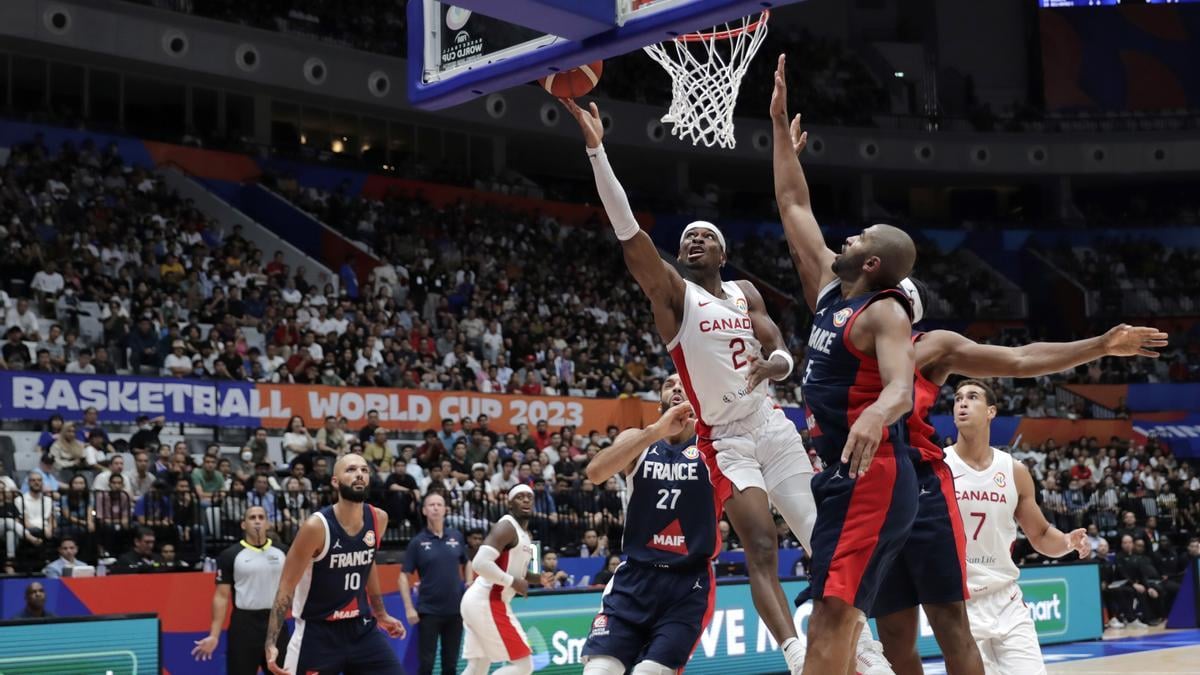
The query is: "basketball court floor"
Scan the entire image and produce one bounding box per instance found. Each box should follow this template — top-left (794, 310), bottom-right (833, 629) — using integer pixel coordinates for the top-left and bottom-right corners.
top-left (919, 627), bottom-right (1200, 674)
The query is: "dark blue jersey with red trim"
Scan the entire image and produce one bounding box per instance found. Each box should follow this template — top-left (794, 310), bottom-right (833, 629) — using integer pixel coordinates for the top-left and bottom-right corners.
top-left (801, 281), bottom-right (916, 468)
top-left (295, 503), bottom-right (381, 622)
top-left (909, 332), bottom-right (946, 463)
top-left (622, 434), bottom-right (719, 570)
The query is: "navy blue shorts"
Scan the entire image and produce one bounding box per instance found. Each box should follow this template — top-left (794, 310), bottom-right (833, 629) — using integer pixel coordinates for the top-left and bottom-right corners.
top-left (808, 443), bottom-right (918, 613)
top-left (872, 458), bottom-right (969, 617)
top-left (285, 616), bottom-right (406, 675)
top-left (582, 562), bottom-right (715, 669)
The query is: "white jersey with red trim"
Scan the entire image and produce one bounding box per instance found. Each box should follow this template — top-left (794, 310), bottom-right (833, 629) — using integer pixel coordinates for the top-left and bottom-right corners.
top-left (467, 514), bottom-right (533, 603)
top-left (944, 445), bottom-right (1020, 597)
top-left (667, 279), bottom-right (766, 427)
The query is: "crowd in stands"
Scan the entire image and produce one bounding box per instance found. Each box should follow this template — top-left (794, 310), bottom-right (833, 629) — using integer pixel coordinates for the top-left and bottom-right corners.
top-left (0, 135), bottom-right (695, 403)
top-left (1041, 239), bottom-right (1200, 318)
top-left (1014, 434), bottom-right (1200, 627)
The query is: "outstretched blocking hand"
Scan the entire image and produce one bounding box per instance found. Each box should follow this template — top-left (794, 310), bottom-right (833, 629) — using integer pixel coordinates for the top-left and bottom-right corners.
top-left (1102, 324), bottom-right (1169, 358)
top-left (769, 54), bottom-right (788, 119)
top-left (561, 98), bottom-right (604, 149)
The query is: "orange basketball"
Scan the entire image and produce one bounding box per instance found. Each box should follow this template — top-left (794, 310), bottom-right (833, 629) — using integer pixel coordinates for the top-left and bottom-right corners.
top-left (539, 61), bottom-right (603, 98)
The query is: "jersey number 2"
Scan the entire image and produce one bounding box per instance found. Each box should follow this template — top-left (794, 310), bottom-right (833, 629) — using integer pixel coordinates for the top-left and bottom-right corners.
top-left (969, 512), bottom-right (987, 541)
top-left (729, 338), bottom-right (748, 369)
top-left (656, 488), bottom-right (681, 510)
top-left (344, 572), bottom-right (361, 591)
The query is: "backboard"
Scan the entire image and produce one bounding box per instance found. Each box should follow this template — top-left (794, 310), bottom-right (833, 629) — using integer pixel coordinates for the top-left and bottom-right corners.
top-left (407, 0), bottom-right (801, 109)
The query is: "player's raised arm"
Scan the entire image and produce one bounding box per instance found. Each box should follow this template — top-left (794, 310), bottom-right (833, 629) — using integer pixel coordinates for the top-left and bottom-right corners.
top-left (770, 54), bottom-right (837, 311)
top-left (563, 98), bottom-right (686, 338)
top-left (918, 324), bottom-right (1169, 385)
top-left (736, 280), bottom-right (796, 391)
top-left (265, 516), bottom-right (325, 675)
top-left (586, 402), bottom-right (695, 485)
top-left (843, 299), bottom-right (915, 478)
top-left (1012, 460), bottom-right (1090, 559)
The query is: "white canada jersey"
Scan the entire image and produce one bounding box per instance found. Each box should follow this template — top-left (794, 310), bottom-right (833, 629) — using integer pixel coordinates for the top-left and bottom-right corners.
top-left (667, 279), bottom-right (766, 427)
top-left (468, 515), bottom-right (533, 603)
top-left (945, 445), bottom-right (1021, 597)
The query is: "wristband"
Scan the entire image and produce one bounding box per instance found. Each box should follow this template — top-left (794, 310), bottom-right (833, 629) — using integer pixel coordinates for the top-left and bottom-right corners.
top-left (769, 349), bottom-right (795, 379)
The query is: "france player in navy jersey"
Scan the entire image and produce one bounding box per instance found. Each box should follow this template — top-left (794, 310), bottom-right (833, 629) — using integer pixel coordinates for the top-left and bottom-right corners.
top-left (772, 54), bottom-right (920, 675)
top-left (580, 374), bottom-right (719, 675)
top-left (266, 454), bottom-right (406, 675)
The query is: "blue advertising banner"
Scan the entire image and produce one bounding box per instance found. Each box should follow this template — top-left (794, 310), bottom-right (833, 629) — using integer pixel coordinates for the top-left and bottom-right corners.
top-left (0, 371), bottom-right (270, 426)
top-left (1133, 413), bottom-right (1200, 458)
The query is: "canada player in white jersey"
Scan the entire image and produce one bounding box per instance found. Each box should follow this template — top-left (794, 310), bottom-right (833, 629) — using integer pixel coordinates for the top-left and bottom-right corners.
top-left (944, 380), bottom-right (1092, 675)
top-left (460, 485), bottom-right (551, 675)
top-left (565, 98), bottom-right (816, 674)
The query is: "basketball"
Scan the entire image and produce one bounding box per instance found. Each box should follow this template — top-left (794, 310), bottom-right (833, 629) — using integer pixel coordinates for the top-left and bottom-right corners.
top-left (539, 61), bottom-right (604, 98)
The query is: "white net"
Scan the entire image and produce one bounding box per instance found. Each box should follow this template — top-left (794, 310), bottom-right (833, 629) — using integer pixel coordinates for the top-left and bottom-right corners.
top-left (642, 12), bottom-right (769, 149)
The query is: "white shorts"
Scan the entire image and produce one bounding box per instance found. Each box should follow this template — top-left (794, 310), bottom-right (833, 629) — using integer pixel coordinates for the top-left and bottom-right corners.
top-left (966, 582), bottom-right (1047, 675)
top-left (707, 401), bottom-right (814, 495)
top-left (460, 583), bottom-right (532, 663)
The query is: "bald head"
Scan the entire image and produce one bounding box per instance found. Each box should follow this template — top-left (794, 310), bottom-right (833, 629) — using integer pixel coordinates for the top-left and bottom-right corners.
top-left (832, 224), bottom-right (916, 289)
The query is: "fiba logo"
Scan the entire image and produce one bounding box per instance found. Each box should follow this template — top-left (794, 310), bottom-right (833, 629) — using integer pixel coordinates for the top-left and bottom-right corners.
top-left (363, 530), bottom-right (376, 547)
top-left (832, 308), bottom-right (852, 327)
top-left (443, 31), bottom-right (484, 64)
top-left (994, 472), bottom-right (1007, 488)
top-left (683, 446), bottom-right (700, 460)
top-left (735, 297), bottom-right (748, 313)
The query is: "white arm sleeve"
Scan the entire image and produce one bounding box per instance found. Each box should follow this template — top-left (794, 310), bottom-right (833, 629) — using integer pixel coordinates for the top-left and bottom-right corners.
top-left (586, 145), bottom-right (642, 241)
top-left (471, 545), bottom-right (514, 587)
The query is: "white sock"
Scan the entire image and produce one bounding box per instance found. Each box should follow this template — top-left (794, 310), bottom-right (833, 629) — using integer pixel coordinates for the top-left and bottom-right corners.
top-left (783, 637), bottom-right (805, 669)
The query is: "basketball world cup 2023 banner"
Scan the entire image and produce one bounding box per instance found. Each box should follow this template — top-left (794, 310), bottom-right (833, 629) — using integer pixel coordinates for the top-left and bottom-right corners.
top-left (0, 372), bottom-right (659, 432)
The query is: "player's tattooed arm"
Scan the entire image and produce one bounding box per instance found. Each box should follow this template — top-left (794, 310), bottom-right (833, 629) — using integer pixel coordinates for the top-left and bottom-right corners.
top-left (265, 516), bottom-right (325, 662)
top-left (770, 53), bottom-right (837, 311)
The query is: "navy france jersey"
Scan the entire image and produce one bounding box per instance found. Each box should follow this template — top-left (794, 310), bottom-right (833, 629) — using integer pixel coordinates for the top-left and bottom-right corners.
top-left (294, 503), bottom-right (381, 622)
top-left (801, 280), bottom-right (916, 468)
top-left (623, 434), bottom-right (719, 570)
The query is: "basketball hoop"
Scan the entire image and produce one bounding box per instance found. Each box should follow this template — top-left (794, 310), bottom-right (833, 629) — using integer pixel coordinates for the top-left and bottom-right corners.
top-left (643, 10), bottom-right (769, 149)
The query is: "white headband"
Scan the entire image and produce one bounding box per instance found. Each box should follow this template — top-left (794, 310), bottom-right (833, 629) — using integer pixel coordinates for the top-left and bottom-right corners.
top-left (508, 484), bottom-right (533, 501)
top-left (898, 277), bottom-right (924, 324)
top-left (679, 221), bottom-right (726, 251)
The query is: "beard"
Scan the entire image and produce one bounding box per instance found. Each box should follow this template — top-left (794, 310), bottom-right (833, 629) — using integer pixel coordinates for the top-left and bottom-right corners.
top-left (338, 482), bottom-right (368, 502)
top-left (831, 250), bottom-right (864, 279)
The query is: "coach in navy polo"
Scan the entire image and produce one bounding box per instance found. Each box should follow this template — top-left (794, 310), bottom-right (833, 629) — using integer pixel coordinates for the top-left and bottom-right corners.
top-left (399, 491), bottom-right (469, 675)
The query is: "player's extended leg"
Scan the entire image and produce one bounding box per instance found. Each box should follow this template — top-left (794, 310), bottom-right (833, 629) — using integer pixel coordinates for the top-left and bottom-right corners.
top-left (875, 608), bottom-right (922, 675)
top-left (804, 597), bottom-right (861, 674)
top-left (990, 588), bottom-right (1047, 675)
top-left (493, 656), bottom-right (534, 675)
top-left (724, 486), bottom-right (798, 644)
top-left (631, 660), bottom-right (675, 674)
top-left (583, 656), bottom-right (628, 675)
top-left (923, 602), bottom-right (984, 675)
top-left (461, 659), bottom-right (491, 675)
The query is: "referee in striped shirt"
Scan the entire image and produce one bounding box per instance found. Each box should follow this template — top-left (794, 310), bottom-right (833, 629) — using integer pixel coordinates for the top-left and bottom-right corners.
top-left (192, 506), bottom-right (291, 674)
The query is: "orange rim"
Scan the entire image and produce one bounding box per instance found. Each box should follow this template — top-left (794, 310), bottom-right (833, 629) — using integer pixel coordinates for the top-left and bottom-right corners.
top-left (675, 10), bottom-right (768, 42)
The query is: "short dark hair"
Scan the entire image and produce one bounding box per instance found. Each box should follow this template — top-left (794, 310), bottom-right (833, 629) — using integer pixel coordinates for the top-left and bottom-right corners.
top-left (955, 379), bottom-right (997, 407)
top-left (135, 526), bottom-right (154, 541)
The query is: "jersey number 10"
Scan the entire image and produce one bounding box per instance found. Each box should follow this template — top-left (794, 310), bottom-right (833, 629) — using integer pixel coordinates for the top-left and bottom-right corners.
top-left (344, 572), bottom-right (362, 591)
